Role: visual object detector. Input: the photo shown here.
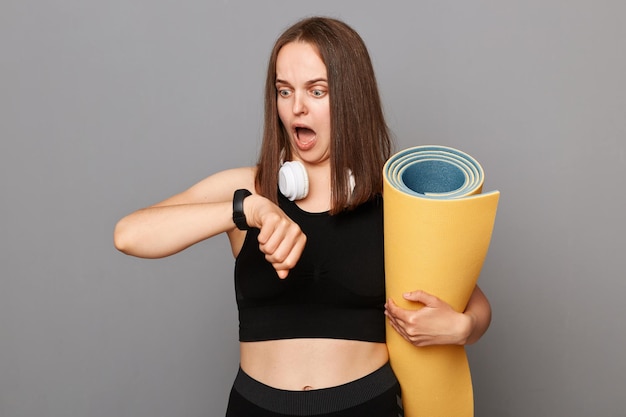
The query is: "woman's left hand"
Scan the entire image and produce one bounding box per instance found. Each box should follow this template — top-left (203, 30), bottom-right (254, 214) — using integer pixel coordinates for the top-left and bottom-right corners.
top-left (384, 290), bottom-right (473, 347)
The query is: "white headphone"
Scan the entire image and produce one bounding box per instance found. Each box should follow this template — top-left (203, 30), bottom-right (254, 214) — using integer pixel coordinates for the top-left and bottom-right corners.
top-left (278, 161), bottom-right (309, 201)
top-left (278, 160), bottom-right (355, 201)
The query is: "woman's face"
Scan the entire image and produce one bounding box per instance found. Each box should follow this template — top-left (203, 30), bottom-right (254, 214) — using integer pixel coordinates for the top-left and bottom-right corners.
top-left (275, 41), bottom-right (331, 168)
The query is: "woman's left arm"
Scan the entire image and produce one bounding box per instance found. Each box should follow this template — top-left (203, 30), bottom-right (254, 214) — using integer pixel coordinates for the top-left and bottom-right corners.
top-left (385, 285), bottom-right (491, 347)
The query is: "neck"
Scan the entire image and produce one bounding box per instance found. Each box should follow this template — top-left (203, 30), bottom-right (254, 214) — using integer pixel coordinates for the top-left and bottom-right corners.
top-left (297, 163), bottom-right (331, 212)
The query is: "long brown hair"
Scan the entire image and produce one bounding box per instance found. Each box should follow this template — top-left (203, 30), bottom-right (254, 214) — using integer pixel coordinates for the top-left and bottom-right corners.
top-left (256, 17), bottom-right (392, 214)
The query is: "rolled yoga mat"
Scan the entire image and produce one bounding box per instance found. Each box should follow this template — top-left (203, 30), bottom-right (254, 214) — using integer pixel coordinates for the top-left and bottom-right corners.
top-left (383, 145), bottom-right (500, 417)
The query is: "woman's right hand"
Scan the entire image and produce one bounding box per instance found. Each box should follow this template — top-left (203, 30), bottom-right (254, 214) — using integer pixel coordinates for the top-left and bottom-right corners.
top-left (244, 194), bottom-right (307, 279)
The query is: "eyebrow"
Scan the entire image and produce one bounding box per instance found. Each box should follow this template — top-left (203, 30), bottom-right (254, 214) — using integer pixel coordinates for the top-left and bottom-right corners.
top-left (275, 78), bottom-right (328, 86)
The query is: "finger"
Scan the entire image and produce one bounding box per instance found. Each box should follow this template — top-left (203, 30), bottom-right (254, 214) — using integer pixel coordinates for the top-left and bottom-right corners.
top-left (387, 312), bottom-right (427, 346)
top-left (262, 219), bottom-right (305, 260)
top-left (387, 314), bottom-right (419, 344)
top-left (264, 227), bottom-right (304, 263)
top-left (257, 219), bottom-right (289, 253)
top-left (275, 269), bottom-right (290, 279)
top-left (268, 234), bottom-right (306, 275)
top-left (387, 317), bottom-right (403, 336)
top-left (385, 297), bottom-right (412, 320)
top-left (386, 313), bottom-right (405, 335)
top-left (384, 298), bottom-right (399, 317)
top-left (262, 226), bottom-right (305, 264)
top-left (403, 289), bottom-right (440, 306)
top-left (255, 217), bottom-right (274, 245)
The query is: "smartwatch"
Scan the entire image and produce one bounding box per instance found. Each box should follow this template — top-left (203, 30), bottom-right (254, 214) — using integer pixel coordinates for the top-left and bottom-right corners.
top-left (232, 189), bottom-right (252, 230)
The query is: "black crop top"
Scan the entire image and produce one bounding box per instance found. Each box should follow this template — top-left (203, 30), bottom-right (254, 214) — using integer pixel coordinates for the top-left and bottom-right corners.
top-left (234, 192), bottom-right (386, 342)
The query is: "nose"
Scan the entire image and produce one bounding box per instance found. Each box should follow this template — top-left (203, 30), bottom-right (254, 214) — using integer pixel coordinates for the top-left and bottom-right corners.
top-left (292, 92), bottom-right (307, 115)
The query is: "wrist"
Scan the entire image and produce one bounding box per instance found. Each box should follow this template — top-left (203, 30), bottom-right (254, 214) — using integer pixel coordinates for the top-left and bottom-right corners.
top-left (458, 311), bottom-right (476, 345)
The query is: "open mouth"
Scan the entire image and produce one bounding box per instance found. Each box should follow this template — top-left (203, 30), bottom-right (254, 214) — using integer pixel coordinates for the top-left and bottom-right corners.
top-left (295, 127), bottom-right (316, 144)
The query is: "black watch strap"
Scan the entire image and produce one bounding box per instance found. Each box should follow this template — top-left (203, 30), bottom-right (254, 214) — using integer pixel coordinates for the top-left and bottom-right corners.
top-left (232, 189), bottom-right (252, 230)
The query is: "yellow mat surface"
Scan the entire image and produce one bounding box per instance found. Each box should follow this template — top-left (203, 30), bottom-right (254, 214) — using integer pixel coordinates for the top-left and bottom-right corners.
top-left (383, 145), bottom-right (500, 417)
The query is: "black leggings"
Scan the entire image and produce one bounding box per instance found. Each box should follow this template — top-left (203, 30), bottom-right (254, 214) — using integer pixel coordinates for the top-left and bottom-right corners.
top-left (225, 362), bottom-right (403, 417)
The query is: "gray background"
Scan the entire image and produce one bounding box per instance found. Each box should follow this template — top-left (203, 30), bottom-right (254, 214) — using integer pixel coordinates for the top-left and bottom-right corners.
top-left (2, 1), bottom-right (625, 416)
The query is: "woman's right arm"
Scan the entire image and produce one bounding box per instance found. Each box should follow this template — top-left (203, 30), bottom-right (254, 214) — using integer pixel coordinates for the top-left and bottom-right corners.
top-left (113, 166), bottom-right (306, 278)
top-left (113, 167), bottom-right (256, 259)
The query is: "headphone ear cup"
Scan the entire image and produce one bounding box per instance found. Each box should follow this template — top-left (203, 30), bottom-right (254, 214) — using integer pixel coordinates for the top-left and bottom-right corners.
top-left (278, 161), bottom-right (309, 201)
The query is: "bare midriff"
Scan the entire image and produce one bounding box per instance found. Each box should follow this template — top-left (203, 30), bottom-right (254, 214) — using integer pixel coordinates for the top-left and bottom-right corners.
top-left (240, 339), bottom-right (389, 391)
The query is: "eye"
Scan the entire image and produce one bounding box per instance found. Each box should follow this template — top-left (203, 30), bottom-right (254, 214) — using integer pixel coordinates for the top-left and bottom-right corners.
top-left (311, 88), bottom-right (327, 98)
top-left (277, 88), bottom-right (292, 98)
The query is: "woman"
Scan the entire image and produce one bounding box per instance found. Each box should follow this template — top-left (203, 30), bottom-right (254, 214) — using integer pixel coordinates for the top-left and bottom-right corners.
top-left (114, 17), bottom-right (491, 416)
